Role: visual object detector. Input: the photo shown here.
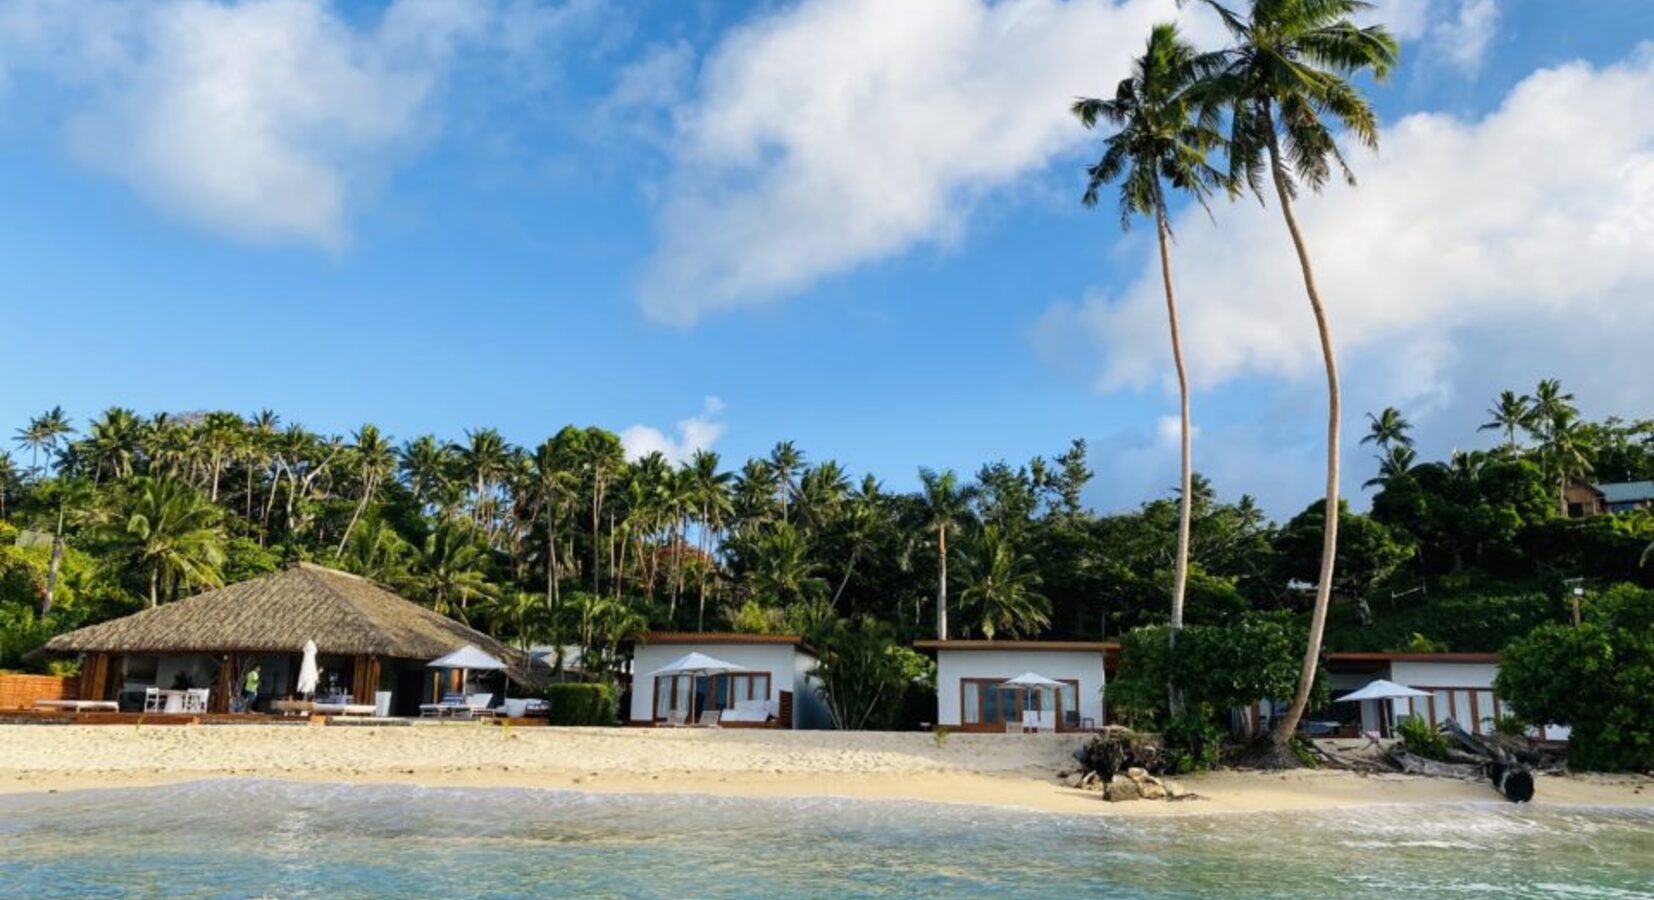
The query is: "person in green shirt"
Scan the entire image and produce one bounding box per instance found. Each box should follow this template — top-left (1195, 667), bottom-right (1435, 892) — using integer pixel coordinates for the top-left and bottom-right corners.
top-left (241, 665), bottom-right (260, 713)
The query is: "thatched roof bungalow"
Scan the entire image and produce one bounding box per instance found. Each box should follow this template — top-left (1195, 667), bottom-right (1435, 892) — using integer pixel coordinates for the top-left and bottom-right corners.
top-left (47, 563), bottom-right (525, 714)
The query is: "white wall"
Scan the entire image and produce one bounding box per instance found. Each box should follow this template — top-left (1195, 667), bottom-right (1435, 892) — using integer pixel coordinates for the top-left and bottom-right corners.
top-left (1386, 660), bottom-right (1569, 741)
top-left (628, 643), bottom-right (814, 727)
top-left (934, 649), bottom-right (1106, 728)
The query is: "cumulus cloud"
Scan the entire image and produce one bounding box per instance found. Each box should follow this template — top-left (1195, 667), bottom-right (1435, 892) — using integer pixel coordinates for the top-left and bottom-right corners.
top-left (620, 396), bottom-right (727, 465)
top-left (1432, 0), bottom-right (1499, 73)
top-left (0, 0), bottom-right (591, 249)
top-left (1038, 47), bottom-right (1654, 513)
top-left (637, 0), bottom-right (1203, 325)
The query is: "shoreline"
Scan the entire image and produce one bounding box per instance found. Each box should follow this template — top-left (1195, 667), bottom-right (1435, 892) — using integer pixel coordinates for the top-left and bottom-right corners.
top-left (0, 725), bottom-right (1648, 817)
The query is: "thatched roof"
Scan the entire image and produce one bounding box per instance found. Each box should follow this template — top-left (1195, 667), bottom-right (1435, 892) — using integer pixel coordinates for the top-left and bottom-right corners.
top-left (45, 563), bottom-right (520, 666)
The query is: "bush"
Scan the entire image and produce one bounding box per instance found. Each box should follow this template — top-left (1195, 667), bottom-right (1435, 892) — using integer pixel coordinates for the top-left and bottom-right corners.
top-left (1396, 714), bottom-right (1449, 761)
top-left (1108, 614), bottom-right (1323, 731)
top-left (537, 683), bottom-right (618, 726)
top-left (1163, 711), bottom-right (1223, 774)
top-left (1498, 584), bottom-right (1654, 771)
top-left (1492, 713), bottom-right (1528, 737)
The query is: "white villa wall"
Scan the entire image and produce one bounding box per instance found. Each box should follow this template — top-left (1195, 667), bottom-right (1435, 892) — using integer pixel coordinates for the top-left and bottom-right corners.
top-left (628, 643), bottom-right (818, 727)
top-left (934, 649), bottom-right (1106, 728)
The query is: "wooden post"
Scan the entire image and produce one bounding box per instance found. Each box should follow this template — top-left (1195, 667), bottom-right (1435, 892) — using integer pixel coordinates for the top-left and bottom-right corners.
top-left (215, 656), bottom-right (234, 714)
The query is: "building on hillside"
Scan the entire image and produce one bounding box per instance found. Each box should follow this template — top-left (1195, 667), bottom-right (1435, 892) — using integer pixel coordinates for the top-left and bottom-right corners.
top-left (1237, 651), bottom-right (1569, 742)
top-left (624, 633), bottom-right (829, 728)
top-left (45, 563), bottom-right (530, 715)
top-left (1564, 478), bottom-right (1654, 517)
top-left (914, 640), bottom-right (1117, 733)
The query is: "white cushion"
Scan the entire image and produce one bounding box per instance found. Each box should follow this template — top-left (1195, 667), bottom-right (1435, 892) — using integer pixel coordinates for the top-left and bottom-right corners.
top-left (735, 698), bottom-right (767, 712)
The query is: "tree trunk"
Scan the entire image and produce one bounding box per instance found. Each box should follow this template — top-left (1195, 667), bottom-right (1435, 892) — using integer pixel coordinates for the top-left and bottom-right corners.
top-left (832, 547), bottom-right (859, 610)
top-left (1156, 200), bottom-right (1194, 718)
top-left (148, 566), bottom-right (159, 610)
top-left (590, 484), bottom-right (604, 594)
top-left (546, 510), bottom-right (560, 610)
top-left (1265, 119), bottom-right (1343, 754)
top-left (336, 477), bottom-right (374, 557)
top-left (935, 527), bottom-right (949, 640)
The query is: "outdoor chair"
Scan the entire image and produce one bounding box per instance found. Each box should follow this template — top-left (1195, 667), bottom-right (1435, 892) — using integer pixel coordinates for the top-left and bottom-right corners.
top-left (184, 688), bottom-right (210, 713)
top-left (1004, 720), bottom-right (1022, 734)
top-left (464, 693), bottom-right (495, 718)
top-left (664, 709), bottom-right (689, 727)
top-left (143, 687), bottom-right (164, 713)
top-left (697, 709), bottom-right (722, 727)
top-left (1021, 710), bottom-right (1044, 734)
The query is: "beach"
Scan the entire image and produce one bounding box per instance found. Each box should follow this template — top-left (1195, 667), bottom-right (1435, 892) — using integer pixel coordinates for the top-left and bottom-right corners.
top-left (0, 723), bottom-right (1648, 815)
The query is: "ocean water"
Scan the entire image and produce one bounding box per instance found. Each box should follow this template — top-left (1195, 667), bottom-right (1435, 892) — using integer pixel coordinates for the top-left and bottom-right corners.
top-left (0, 782), bottom-right (1651, 899)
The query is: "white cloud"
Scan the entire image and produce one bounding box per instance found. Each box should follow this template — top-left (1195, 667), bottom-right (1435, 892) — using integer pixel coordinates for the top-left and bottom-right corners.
top-left (1038, 47), bottom-right (1654, 513)
top-left (637, 0), bottom-right (1203, 325)
top-left (0, 0), bottom-right (591, 249)
top-left (1432, 0), bottom-right (1499, 73)
top-left (620, 396), bottom-right (727, 465)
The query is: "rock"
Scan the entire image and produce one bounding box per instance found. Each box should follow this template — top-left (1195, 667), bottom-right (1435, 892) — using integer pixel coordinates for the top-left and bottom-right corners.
top-left (1139, 780), bottom-right (1167, 800)
top-left (1161, 779), bottom-right (1186, 798)
top-left (1104, 774), bottom-right (1141, 802)
top-left (1079, 771), bottom-right (1104, 791)
top-left (1126, 767), bottom-right (1148, 780)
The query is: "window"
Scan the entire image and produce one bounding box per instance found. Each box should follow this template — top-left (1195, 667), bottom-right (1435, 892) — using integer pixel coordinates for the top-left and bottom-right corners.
top-left (960, 678), bottom-right (1081, 729)
top-left (654, 672), bottom-right (771, 720)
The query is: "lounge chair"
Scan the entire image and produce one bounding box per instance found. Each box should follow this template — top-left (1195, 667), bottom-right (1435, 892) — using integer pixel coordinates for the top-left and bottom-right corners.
top-left (464, 693), bottom-right (495, 718)
top-left (719, 699), bottom-right (773, 725)
top-left (420, 693), bottom-right (470, 718)
top-left (184, 688), bottom-right (211, 714)
top-left (696, 709), bottom-right (722, 727)
top-left (143, 687), bottom-right (164, 713)
top-left (663, 709), bottom-right (689, 727)
top-left (314, 701), bottom-right (377, 716)
top-left (32, 699), bottom-right (119, 713)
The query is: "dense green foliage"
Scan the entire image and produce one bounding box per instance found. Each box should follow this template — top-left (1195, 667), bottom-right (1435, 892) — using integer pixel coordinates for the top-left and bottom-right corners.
top-left (1497, 585), bottom-right (1654, 771)
top-left (536, 683), bottom-right (619, 726)
top-left (1396, 714), bottom-right (1449, 761)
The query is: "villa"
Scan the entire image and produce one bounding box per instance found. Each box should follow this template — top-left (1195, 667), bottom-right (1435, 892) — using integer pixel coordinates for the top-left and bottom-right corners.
top-left (624, 633), bottom-right (830, 728)
top-left (1240, 651), bottom-right (1570, 742)
top-left (1563, 478), bottom-right (1654, 517)
top-left (915, 640), bottom-right (1118, 733)
top-left (43, 563), bottom-right (528, 716)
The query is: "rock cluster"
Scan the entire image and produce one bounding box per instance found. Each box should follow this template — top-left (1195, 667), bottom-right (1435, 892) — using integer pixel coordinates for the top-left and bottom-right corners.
top-left (1059, 765), bottom-right (1195, 802)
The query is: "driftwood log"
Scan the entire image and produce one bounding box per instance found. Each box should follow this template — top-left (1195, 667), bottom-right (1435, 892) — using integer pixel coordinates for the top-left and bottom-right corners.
top-left (1445, 718), bottom-right (1535, 803)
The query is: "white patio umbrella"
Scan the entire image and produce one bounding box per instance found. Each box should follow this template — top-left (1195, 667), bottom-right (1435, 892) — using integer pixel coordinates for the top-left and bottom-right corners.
top-left (1000, 672), bottom-right (1065, 731)
top-left (647, 653), bottom-right (747, 725)
top-left (296, 640), bottom-right (319, 698)
top-left (1336, 679), bottom-right (1432, 737)
top-left (428, 644), bottom-right (509, 702)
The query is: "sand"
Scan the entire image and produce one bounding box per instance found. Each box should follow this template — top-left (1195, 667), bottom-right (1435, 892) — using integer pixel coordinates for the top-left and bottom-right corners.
top-left (0, 723), bottom-right (1648, 816)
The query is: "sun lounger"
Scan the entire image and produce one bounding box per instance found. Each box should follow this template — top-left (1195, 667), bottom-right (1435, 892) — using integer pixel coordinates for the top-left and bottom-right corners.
top-left (313, 702), bottom-right (377, 716)
top-left (696, 710), bottom-right (722, 727)
top-left (465, 693), bottom-right (496, 718)
top-left (663, 709), bottom-right (689, 727)
top-left (718, 699), bottom-right (775, 725)
top-left (32, 699), bottom-right (119, 712)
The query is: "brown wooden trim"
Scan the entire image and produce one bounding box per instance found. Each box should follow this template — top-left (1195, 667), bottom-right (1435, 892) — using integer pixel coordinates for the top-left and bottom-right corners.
top-left (957, 677), bottom-right (1083, 731)
top-left (916, 640), bottom-right (1118, 652)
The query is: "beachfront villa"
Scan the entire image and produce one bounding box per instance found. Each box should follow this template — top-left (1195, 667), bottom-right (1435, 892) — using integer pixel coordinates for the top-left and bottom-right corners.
top-left (43, 563), bottom-right (528, 716)
top-left (625, 633), bottom-right (830, 728)
top-left (915, 640), bottom-right (1117, 733)
top-left (1240, 651), bottom-right (1571, 742)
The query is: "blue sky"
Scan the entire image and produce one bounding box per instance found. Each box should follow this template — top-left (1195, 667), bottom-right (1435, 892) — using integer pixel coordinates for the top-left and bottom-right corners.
top-left (3, 0), bottom-right (1653, 518)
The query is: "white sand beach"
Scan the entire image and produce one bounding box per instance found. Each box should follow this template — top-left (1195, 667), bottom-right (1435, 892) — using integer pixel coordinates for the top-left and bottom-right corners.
top-left (0, 724), bottom-right (1648, 815)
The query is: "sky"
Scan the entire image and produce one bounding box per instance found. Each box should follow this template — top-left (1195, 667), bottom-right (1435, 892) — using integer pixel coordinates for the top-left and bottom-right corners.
top-left (2, 0), bottom-right (1652, 519)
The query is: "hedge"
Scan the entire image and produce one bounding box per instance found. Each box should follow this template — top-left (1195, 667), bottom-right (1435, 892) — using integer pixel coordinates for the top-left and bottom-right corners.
top-left (538, 682), bottom-right (619, 726)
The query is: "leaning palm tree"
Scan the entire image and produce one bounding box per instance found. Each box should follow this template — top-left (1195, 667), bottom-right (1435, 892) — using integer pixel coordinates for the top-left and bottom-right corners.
top-left (335, 424), bottom-right (397, 557)
top-left (1194, 0), bottom-right (1398, 761)
top-left (1361, 406), bottom-right (1412, 450)
top-left (1479, 390), bottom-right (1533, 449)
top-left (103, 477), bottom-right (225, 608)
top-left (1074, 21), bottom-right (1223, 650)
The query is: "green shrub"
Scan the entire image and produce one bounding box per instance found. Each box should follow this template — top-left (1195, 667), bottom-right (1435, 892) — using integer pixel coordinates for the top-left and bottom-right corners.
top-left (1163, 711), bottom-right (1224, 774)
top-left (537, 683), bottom-right (618, 726)
top-left (1396, 714), bottom-right (1449, 760)
top-left (1492, 713), bottom-right (1528, 737)
top-left (1498, 585), bottom-right (1654, 770)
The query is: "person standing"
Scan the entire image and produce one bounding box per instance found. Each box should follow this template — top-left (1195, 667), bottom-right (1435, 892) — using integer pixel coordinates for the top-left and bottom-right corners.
top-left (242, 665), bottom-right (261, 713)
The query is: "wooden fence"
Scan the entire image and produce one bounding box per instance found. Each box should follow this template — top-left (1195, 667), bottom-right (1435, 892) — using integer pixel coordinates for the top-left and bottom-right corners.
top-left (0, 673), bottom-right (79, 709)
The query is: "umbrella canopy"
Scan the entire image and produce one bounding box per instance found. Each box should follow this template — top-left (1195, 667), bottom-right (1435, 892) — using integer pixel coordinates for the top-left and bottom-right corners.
top-left (999, 672), bottom-right (1064, 688)
top-left (296, 640), bottom-right (319, 695)
top-left (1337, 679), bottom-right (1432, 702)
top-left (646, 652), bottom-right (747, 678)
top-left (427, 644), bottom-right (508, 671)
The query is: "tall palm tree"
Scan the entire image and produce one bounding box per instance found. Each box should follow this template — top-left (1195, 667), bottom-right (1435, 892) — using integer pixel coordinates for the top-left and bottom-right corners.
top-left (574, 428), bottom-right (626, 595)
top-left (686, 449), bottom-right (733, 629)
top-left (457, 428), bottom-right (512, 532)
top-left (414, 520), bottom-right (496, 622)
top-left (103, 477), bottom-right (225, 608)
top-left (199, 411), bottom-right (245, 502)
top-left (768, 441), bottom-right (804, 524)
top-left (334, 424), bottom-right (396, 556)
top-left (528, 437), bottom-right (581, 609)
top-left (1074, 21), bottom-right (1223, 649)
top-left (1363, 444), bottom-right (1416, 489)
top-left (957, 525), bottom-right (1049, 640)
top-left (0, 452), bottom-right (15, 519)
top-left (916, 468), bottom-right (974, 640)
top-left (1362, 406), bottom-right (1413, 450)
top-left (1529, 378), bottom-right (1577, 445)
top-left (1544, 409), bottom-right (1594, 516)
top-left (1195, 0), bottom-right (1398, 759)
top-left (1479, 390), bottom-right (1533, 449)
top-left (741, 521), bottom-right (826, 608)
top-left (832, 476), bottom-right (886, 609)
top-left (398, 435), bottom-right (452, 509)
top-left (242, 410), bottom-right (280, 523)
top-left (14, 406), bottom-right (73, 480)
top-left (84, 407), bottom-right (143, 483)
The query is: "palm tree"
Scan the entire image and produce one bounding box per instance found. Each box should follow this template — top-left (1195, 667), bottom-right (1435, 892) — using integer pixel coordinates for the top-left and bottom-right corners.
top-left (768, 441), bottom-right (804, 524)
top-left (1543, 409), bottom-right (1594, 516)
top-left (957, 525), bottom-right (1049, 639)
top-left (335, 424), bottom-right (396, 557)
top-left (832, 476), bottom-right (886, 609)
top-left (1195, 0), bottom-right (1398, 760)
top-left (527, 437), bottom-right (580, 610)
top-left (1362, 407), bottom-right (1413, 450)
top-left (574, 428), bottom-right (626, 595)
top-left (686, 449), bottom-right (733, 629)
top-left (199, 411), bottom-right (244, 502)
top-left (741, 521), bottom-right (826, 608)
top-left (399, 435), bottom-right (452, 509)
top-left (916, 468), bottom-right (974, 640)
top-left (457, 428), bottom-right (512, 532)
top-left (84, 407), bottom-right (143, 483)
top-left (414, 520), bottom-right (496, 622)
top-left (1479, 390), bottom-right (1533, 449)
top-left (1074, 21), bottom-right (1223, 650)
top-left (340, 518), bottom-right (414, 581)
top-left (1529, 378), bottom-right (1577, 445)
top-left (103, 477), bottom-right (225, 608)
top-left (1363, 444), bottom-right (1416, 489)
top-left (14, 406), bottom-right (73, 479)
top-left (0, 452), bottom-right (16, 518)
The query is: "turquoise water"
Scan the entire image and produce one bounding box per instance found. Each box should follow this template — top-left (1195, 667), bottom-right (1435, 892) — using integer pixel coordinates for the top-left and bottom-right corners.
top-left (1, 782), bottom-right (1651, 898)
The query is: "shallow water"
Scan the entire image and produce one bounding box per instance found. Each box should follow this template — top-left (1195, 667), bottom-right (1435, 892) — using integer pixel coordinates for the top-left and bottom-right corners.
top-left (0, 781), bottom-right (1651, 898)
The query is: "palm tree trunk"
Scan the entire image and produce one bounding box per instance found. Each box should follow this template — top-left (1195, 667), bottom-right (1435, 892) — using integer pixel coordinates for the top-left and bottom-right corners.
top-left (832, 547), bottom-right (860, 610)
top-left (935, 528), bottom-right (949, 640)
top-left (547, 511), bottom-right (560, 609)
top-left (148, 566), bottom-right (160, 610)
top-left (1157, 200), bottom-right (1194, 717)
top-left (1264, 121), bottom-right (1342, 753)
